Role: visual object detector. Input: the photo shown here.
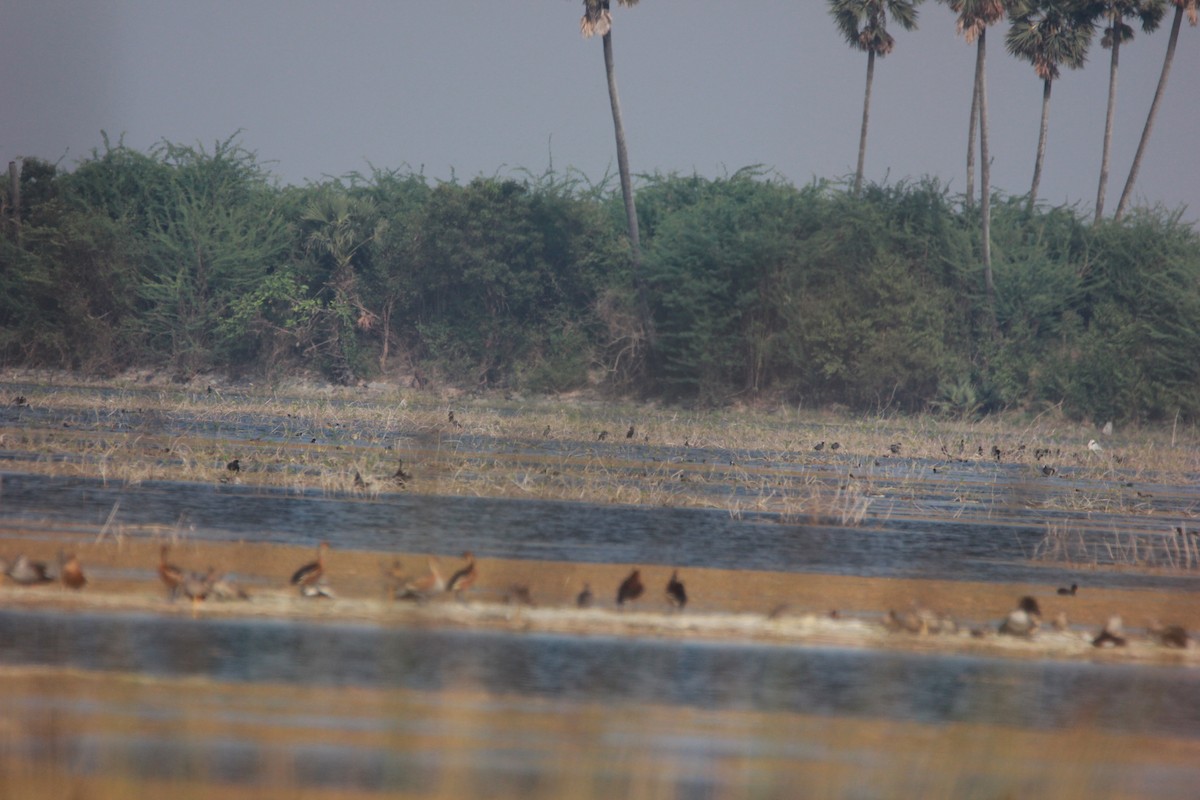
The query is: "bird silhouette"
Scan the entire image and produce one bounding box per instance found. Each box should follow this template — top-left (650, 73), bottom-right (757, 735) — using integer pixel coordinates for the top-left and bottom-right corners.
top-left (813, 441), bottom-right (825, 451)
top-left (396, 558), bottom-right (445, 602)
top-left (576, 582), bottom-right (594, 608)
top-left (291, 541), bottom-right (330, 595)
top-left (616, 569), bottom-right (644, 606)
top-left (226, 458), bottom-right (240, 473)
top-left (5, 555), bottom-right (53, 586)
top-left (626, 425), bottom-right (635, 439)
top-left (58, 551), bottom-right (87, 590)
top-left (446, 551), bottom-right (478, 598)
top-left (1057, 583), bottom-right (1078, 596)
top-left (998, 596), bottom-right (1042, 637)
top-left (158, 545), bottom-right (186, 598)
top-left (888, 443), bottom-right (901, 455)
top-left (666, 570), bottom-right (688, 609)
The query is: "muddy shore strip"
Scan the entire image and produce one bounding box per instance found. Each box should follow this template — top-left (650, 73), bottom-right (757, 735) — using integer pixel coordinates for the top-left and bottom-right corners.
top-left (0, 534), bottom-right (1196, 666)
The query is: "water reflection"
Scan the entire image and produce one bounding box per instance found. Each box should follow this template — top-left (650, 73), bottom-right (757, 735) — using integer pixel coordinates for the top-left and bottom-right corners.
top-left (1, 608), bottom-right (1197, 739)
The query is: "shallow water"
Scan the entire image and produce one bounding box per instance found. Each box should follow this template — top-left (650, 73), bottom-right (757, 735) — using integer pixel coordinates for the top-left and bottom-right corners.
top-left (3, 472), bottom-right (1199, 592)
top-left (3, 387), bottom-right (1200, 796)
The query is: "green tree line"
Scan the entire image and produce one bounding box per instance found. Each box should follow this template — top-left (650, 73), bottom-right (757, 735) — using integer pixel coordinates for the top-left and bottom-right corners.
top-left (2, 136), bottom-right (1199, 423)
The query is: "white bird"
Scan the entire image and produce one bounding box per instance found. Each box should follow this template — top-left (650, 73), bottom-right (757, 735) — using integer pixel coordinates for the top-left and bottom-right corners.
top-left (1087, 439), bottom-right (1103, 454)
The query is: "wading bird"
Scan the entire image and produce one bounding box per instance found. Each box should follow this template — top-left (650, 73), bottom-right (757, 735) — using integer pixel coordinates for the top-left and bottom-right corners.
top-left (58, 551), bottom-right (87, 590)
top-left (291, 541), bottom-right (330, 596)
top-left (396, 558), bottom-right (445, 602)
top-left (446, 551), bottom-right (478, 599)
top-left (158, 545), bottom-right (186, 598)
top-left (5, 555), bottom-right (53, 586)
top-left (999, 596), bottom-right (1042, 637)
top-left (666, 570), bottom-right (687, 609)
top-left (616, 569), bottom-right (644, 607)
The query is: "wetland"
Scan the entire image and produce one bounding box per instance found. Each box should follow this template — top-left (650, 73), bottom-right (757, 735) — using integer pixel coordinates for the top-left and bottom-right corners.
top-left (1, 372), bottom-right (1199, 799)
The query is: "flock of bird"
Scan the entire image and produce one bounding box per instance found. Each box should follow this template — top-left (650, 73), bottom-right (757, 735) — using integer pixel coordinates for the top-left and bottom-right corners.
top-left (886, 589), bottom-right (1191, 650)
top-left (0, 544), bottom-right (1190, 650)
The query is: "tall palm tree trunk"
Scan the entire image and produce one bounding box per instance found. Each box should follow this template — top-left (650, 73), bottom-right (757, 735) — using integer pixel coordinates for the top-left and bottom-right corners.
top-left (1095, 28), bottom-right (1121, 223)
top-left (854, 49), bottom-right (876, 197)
top-left (965, 53), bottom-right (981, 209)
top-left (1115, 5), bottom-right (1184, 221)
top-left (602, 32), bottom-right (644, 298)
top-left (1028, 77), bottom-right (1052, 213)
top-left (977, 29), bottom-right (996, 334)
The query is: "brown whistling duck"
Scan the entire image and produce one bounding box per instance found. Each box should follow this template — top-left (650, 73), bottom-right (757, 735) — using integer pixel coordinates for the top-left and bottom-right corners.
top-left (616, 569), bottom-right (644, 607)
top-left (158, 545), bottom-right (185, 598)
top-left (1057, 583), bottom-right (1078, 596)
top-left (666, 570), bottom-right (688, 609)
top-left (446, 551), bottom-right (478, 597)
top-left (1092, 615), bottom-right (1127, 647)
top-left (291, 541), bottom-right (330, 593)
top-left (576, 582), bottom-right (594, 608)
top-left (1148, 621), bottom-right (1190, 649)
top-left (59, 551), bottom-right (87, 590)
top-left (998, 596), bottom-right (1042, 637)
top-left (6, 555), bottom-right (54, 586)
top-left (396, 558), bottom-right (445, 602)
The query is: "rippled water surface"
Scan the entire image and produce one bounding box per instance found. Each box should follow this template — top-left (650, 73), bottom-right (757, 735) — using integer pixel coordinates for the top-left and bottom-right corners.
top-left (2, 385), bottom-right (1200, 797)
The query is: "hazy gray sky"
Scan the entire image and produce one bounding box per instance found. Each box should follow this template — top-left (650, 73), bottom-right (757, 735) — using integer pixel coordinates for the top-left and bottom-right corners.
top-left (4, 1), bottom-right (1198, 221)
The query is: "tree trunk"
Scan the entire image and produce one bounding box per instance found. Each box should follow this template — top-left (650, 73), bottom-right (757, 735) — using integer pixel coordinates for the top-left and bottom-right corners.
top-left (1115, 5), bottom-right (1183, 221)
top-left (978, 30), bottom-right (996, 335)
top-left (854, 49), bottom-right (875, 197)
top-left (1028, 77), bottom-right (1052, 214)
top-left (965, 45), bottom-right (982, 209)
top-left (601, 33), bottom-right (646, 313)
top-left (1095, 24), bottom-right (1121, 223)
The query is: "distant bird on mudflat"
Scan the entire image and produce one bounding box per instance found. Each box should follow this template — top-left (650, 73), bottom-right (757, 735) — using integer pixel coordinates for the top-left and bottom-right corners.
top-left (813, 441), bottom-right (825, 452)
top-left (999, 596), bottom-right (1042, 637)
top-left (291, 541), bottom-right (330, 594)
top-left (666, 570), bottom-right (687, 609)
top-left (597, 430), bottom-right (609, 441)
top-left (5, 555), bottom-right (53, 586)
top-left (1148, 621), bottom-right (1190, 649)
top-left (158, 545), bottom-right (185, 598)
top-left (396, 558), bottom-right (444, 602)
top-left (58, 551), bottom-right (87, 590)
top-left (830, 442), bottom-right (840, 451)
top-left (576, 582), bottom-right (594, 608)
top-left (888, 443), bottom-right (901, 455)
top-left (626, 425), bottom-right (635, 439)
top-left (446, 551), bottom-right (478, 598)
top-left (616, 569), bottom-right (644, 607)
top-left (226, 458), bottom-right (240, 473)
top-left (1057, 583), bottom-right (1078, 596)
top-left (1092, 615), bottom-right (1127, 647)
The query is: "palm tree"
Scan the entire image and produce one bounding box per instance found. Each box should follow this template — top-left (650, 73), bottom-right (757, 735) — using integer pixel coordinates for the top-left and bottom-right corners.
top-left (942, 0), bottom-right (1013, 332)
top-left (581, 1), bottom-right (648, 332)
top-left (1114, 0), bottom-right (1197, 220)
top-left (1006, 1), bottom-right (1100, 212)
top-left (1093, 0), bottom-right (1166, 223)
top-left (829, 0), bottom-right (926, 196)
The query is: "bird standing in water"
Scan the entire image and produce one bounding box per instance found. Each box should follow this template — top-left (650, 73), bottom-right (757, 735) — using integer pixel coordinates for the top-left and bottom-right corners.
top-left (616, 569), bottom-right (644, 607)
top-left (59, 551), bottom-right (87, 590)
top-left (291, 541), bottom-right (330, 596)
top-left (666, 570), bottom-right (688, 609)
top-left (446, 551), bottom-right (478, 599)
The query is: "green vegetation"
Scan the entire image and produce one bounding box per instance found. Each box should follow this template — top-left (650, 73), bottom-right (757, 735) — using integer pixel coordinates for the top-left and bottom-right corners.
top-left (3, 138), bottom-right (1200, 423)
